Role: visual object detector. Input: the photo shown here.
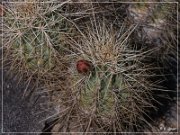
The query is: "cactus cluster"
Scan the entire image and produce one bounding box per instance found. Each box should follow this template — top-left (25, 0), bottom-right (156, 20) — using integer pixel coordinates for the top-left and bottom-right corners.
top-left (1, 0), bottom-right (177, 133)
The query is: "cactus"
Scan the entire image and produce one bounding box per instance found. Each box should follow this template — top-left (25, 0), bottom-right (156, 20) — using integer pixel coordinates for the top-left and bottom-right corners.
top-left (47, 19), bottom-right (164, 132)
top-left (2, 1), bottom-right (72, 74)
top-left (2, 1), bottom-right (177, 133)
top-left (48, 2), bottom-right (177, 133)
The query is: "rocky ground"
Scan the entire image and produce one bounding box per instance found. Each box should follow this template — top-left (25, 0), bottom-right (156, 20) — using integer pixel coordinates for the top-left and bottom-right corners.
top-left (0, 69), bottom-right (57, 134)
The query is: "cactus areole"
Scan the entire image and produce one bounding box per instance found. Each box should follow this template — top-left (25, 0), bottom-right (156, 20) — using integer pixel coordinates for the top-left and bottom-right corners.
top-left (76, 60), bottom-right (92, 74)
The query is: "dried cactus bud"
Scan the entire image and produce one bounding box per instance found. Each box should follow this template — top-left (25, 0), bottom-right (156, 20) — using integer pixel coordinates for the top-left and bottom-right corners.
top-left (76, 60), bottom-right (92, 74)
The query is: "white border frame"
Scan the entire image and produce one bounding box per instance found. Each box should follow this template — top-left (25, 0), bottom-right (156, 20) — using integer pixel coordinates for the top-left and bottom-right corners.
top-left (1, 1), bottom-right (179, 134)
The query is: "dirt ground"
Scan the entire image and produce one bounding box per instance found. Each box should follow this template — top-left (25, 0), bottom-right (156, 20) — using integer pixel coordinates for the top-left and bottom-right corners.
top-left (0, 69), bottom-right (57, 133)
